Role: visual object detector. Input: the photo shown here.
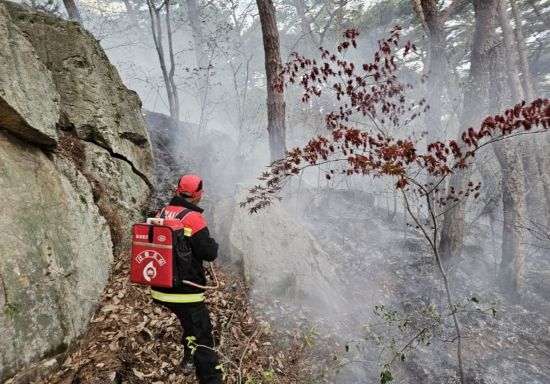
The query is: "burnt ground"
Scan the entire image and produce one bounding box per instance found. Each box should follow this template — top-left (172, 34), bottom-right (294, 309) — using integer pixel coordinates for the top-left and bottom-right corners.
top-left (13, 186), bottom-right (549, 384)
top-left (284, 188), bottom-right (550, 384)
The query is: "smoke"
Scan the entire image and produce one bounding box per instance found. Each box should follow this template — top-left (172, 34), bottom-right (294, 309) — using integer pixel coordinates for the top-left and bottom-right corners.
top-left (58, 0), bottom-right (550, 382)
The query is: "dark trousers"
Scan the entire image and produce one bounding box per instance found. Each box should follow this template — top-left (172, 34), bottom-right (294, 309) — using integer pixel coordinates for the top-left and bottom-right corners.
top-left (156, 301), bottom-right (222, 384)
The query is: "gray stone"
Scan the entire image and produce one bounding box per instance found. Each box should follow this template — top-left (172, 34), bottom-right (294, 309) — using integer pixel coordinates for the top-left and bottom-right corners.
top-left (0, 132), bottom-right (113, 381)
top-left (2, 0), bottom-right (154, 183)
top-left (0, 3), bottom-right (59, 145)
top-left (228, 185), bottom-right (342, 311)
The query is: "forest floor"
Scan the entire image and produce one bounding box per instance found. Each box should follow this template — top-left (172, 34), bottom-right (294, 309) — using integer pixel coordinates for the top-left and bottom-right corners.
top-left (32, 252), bottom-right (322, 384)
top-left (284, 189), bottom-right (550, 383)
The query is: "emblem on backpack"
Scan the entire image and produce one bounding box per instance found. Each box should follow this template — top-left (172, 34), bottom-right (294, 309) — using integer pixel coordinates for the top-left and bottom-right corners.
top-left (143, 261), bottom-right (157, 282)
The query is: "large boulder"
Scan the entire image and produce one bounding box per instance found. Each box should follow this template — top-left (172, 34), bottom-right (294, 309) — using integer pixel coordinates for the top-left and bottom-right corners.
top-left (228, 185), bottom-right (342, 311)
top-left (0, 132), bottom-right (113, 381)
top-left (2, 0), bottom-right (154, 182)
top-left (0, 2), bottom-right (155, 380)
top-left (0, 3), bottom-right (59, 145)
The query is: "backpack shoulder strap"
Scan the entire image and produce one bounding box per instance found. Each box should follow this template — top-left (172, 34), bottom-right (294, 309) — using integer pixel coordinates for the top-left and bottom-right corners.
top-left (176, 208), bottom-right (193, 220)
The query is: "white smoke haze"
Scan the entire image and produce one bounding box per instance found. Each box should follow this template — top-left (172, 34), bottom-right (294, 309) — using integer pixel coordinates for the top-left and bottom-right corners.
top-left (17, 0), bottom-right (550, 381)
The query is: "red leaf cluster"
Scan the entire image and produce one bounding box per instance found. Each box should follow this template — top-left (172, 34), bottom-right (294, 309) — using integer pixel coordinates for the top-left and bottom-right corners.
top-left (244, 28), bottom-right (550, 212)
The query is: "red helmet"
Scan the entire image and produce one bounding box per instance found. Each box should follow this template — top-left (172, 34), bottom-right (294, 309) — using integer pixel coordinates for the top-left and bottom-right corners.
top-left (176, 175), bottom-right (203, 198)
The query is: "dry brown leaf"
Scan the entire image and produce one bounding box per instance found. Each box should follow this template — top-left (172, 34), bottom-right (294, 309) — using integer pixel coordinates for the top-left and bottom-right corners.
top-left (132, 368), bottom-right (145, 379)
top-left (101, 304), bottom-right (118, 313)
top-left (108, 341), bottom-right (119, 352)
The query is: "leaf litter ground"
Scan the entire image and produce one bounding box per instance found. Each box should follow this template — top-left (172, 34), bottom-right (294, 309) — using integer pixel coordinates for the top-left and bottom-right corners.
top-left (35, 253), bottom-right (321, 384)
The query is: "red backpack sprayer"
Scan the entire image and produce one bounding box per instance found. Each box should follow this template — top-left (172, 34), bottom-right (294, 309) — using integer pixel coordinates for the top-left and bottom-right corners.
top-left (130, 216), bottom-right (219, 290)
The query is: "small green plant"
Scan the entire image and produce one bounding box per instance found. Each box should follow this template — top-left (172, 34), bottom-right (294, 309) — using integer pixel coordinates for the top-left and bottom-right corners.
top-left (262, 369), bottom-right (274, 381)
top-left (215, 363), bottom-right (228, 381)
top-left (185, 335), bottom-right (197, 355)
top-left (380, 364), bottom-right (393, 384)
top-left (261, 356), bottom-right (275, 381)
top-left (303, 326), bottom-right (320, 348)
top-left (262, 322), bottom-right (272, 335)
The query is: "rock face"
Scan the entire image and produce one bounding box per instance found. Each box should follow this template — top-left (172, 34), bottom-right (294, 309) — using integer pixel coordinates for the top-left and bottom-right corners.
top-left (0, 2), bottom-right (154, 381)
top-left (143, 111), bottom-right (193, 212)
top-left (228, 185), bottom-right (342, 312)
top-left (0, 133), bottom-right (113, 380)
top-left (0, 3), bottom-right (59, 145)
top-left (2, 1), bottom-right (154, 182)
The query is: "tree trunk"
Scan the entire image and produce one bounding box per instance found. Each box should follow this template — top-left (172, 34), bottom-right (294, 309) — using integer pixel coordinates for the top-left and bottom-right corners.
top-left (439, 0), bottom-right (499, 261)
top-left (497, 0), bottom-right (524, 101)
top-left (334, 0), bottom-right (346, 39)
top-left (494, 141), bottom-right (527, 301)
top-left (417, 0), bottom-right (467, 154)
top-left (411, 0), bottom-right (429, 33)
top-left (165, 0), bottom-right (179, 122)
top-left (63, 0), bottom-right (82, 24)
top-left (122, 0), bottom-right (140, 29)
top-left (231, 55), bottom-right (253, 148)
top-left (488, 33), bottom-right (527, 301)
top-left (417, 0), bottom-right (448, 209)
top-left (509, 0), bottom-right (550, 228)
top-left (256, 0), bottom-right (287, 161)
top-left (420, 0), bottom-right (447, 145)
top-left (185, 0), bottom-right (207, 70)
top-left (510, 0), bottom-right (534, 100)
top-left (147, 0), bottom-right (179, 122)
top-left (292, 0), bottom-right (318, 49)
top-left (185, 0), bottom-right (213, 137)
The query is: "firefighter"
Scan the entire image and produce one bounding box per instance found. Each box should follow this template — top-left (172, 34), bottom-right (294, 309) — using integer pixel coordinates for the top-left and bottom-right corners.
top-left (151, 175), bottom-right (222, 384)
